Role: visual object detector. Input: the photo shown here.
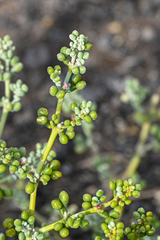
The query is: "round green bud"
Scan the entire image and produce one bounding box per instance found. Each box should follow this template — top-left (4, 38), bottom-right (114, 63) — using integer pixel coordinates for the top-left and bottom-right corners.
top-left (80, 219), bottom-right (89, 228)
top-left (56, 90), bottom-right (65, 99)
top-left (109, 181), bottom-right (116, 190)
top-left (59, 228), bottom-right (69, 238)
top-left (13, 63), bottom-right (23, 72)
top-left (116, 179), bottom-right (123, 187)
top-left (135, 184), bottom-right (141, 191)
top-left (127, 232), bottom-right (136, 240)
top-left (54, 76), bottom-right (60, 82)
top-left (83, 193), bottom-right (92, 202)
top-left (83, 52), bottom-right (90, 60)
top-left (67, 218), bottom-right (74, 227)
top-left (64, 120), bottom-right (71, 126)
top-left (12, 160), bottom-right (19, 167)
top-left (96, 189), bottom-right (104, 198)
top-left (4, 35), bottom-right (11, 42)
top-left (24, 230), bottom-right (30, 237)
top-left (98, 210), bottom-right (109, 219)
top-left (84, 115), bottom-right (92, 123)
top-left (73, 220), bottom-right (80, 229)
top-left (63, 58), bottom-right (69, 65)
top-left (60, 46), bottom-right (68, 54)
top-left (54, 222), bottom-right (63, 231)
top-left (109, 210), bottom-right (120, 219)
top-left (0, 233), bottom-right (6, 240)
top-left (25, 182), bottom-right (35, 194)
top-left (69, 33), bottom-right (77, 41)
top-left (70, 102), bottom-right (78, 111)
top-left (82, 202), bottom-right (92, 209)
top-left (19, 147), bottom-right (26, 157)
top-left (110, 200), bottom-right (118, 208)
top-left (59, 134), bottom-right (68, 144)
top-left (27, 216), bottom-right (35, 225)
top-left (37, 116), bottom-right (48, 125)
top-left (21, 210), bottom-right (29, 221)
top-left (37, 107), bottom-right (49, 117)
top-left (6, 228), bottom-right (16, 237)
top-left (79, 66), bottom-right (86, 74)
top-left (51, 199), bottom-right (63, 210)
top-left (42, 174), bottom-right (50, 182)
top-left (49, 159), bottom-right (61, 170)
top-left (59, 191), bottom-right (69, 205)
top-left (3, 218), bottom-right (14, 229)
top-left (0, 140), bottom-right (6, 148)
top-left (72, 67), bottom-right (79, 75)
top-left (57, 53), bottom-right (66, 61)
top-left (43, 167), bottom-right (52, 175)
top-left (13, 102), bottom-right (21, 111)
top-left (133, 211), bottom-right (141, 219)
top-left (9, 165), bottom-right (17, 172)
top-left (47, 66), bottom-right (54, 75)
top-left (137, 207), bottom-right (145, 215)
top-left (2, 187), bottom-right (13, 197)
top-left (132, 191), bottom-right (140, 198)
top-left (117, 222), bottom-right (124, 229)
top-left (101, 222), bottom-right (108, 231)
top-left (100, 195), bottom-right (107, 202)
top-left (14, 219), bottom-right (22, 226)
top-left (125, 199), bottom-right (132, 205)
top-left (51, 170), bottom-right (62, 180)
top-left (71, 74), bottom-right (81, 84)
top-left (76, 81), bottom-right (86, 90)
top-left (146, 229), bottom-right (154, 236)
top-left (85, 43), bottom-right (92, 50)
top-left (95, 237), bottom-right (101, 240)
top-left (10, 56), bottom-right (19, 66)
top-left (89, 111), bottom-right (97, 120)
top-left (72, 30), bottom-right (79, 36)
top-left (146, 211), bottom-right (153, 217)
top-left (18, 232), bottom-right (25, 240)
top-left (49, 86), bottom-right (58, 96)
top-left (0, 164), bottom-right (6, 173)
top-left (50, 72), bottom-right (57, 80)
top-left (66, 131), bottom-right (75, 140)
top-left (125, 227), bottom-right (132, 234)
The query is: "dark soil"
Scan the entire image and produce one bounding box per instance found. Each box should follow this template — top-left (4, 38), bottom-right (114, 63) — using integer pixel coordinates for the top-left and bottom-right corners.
top-left (1, 0), bottom-right (160, 239)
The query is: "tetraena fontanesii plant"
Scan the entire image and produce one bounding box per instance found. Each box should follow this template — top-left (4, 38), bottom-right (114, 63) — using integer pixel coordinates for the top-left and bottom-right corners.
top-left (0, 31), bottom-right (155, 240)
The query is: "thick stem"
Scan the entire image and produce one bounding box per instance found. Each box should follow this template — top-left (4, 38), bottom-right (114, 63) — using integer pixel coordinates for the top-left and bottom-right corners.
top-left (122, 122), bottom-right (151, 180)
top-left (29, 184), bottom-right (38, 216)
top-left (36, 127), bottom-right (59, 175)
top-left (39, 200), bottom-right (112, 233)
top-left (0, 108), bottom-right (9, 138)
top-left (56, 99), bottom-right (64, 119)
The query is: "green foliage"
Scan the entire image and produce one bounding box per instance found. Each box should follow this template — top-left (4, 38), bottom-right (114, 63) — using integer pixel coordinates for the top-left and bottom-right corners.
top-left (0, 31), bottom-right (156, 240)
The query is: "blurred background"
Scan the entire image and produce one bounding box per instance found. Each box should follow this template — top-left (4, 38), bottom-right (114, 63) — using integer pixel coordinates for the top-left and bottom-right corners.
top-left (1, 0), bottom-right (160, 239)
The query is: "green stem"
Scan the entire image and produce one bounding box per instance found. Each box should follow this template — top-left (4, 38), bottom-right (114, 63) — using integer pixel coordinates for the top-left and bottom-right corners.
top-left (0, 77), bottom-right (10, 138)
top-left (29, 183), bottom-right (38, 216)
top-left (122, 122), bottom-right (151, 180)
top-left (36, 127), bottom-right (59, 175)
top-left (64, 68), bottom-right (72, 84)
top-left (56, 99), bottom-right (64, 119)
top-left (5, 79), bottom-right (10, 99)
top-left (29, 127), bottom-right (59, 217)
top-left (0, 108), bottom-right (9, 138)
top-left (39, 200), bottom-right (112, 233)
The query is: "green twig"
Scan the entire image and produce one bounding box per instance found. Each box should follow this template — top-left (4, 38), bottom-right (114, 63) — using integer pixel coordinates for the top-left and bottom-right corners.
top-left (39, 200), bottom-right (112, 233)
top-left (122, 122), bottom-right (151, 180)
